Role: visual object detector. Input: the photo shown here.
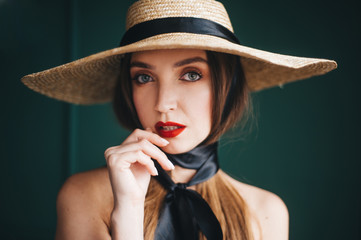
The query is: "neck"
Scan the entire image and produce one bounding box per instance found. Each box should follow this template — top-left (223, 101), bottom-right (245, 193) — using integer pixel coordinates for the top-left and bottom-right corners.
top-left (170, 165), bottom-right (197, 183)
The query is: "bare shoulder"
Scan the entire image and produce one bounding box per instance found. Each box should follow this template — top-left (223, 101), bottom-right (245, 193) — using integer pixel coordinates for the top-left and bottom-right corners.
top-left (56, 167), bottom-right (113, 240)
top-left (220, 171), bottom-right (289, 240)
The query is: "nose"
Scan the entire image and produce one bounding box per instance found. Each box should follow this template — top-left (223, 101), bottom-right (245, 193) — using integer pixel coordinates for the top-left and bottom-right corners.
top-left (154, 82), bottom-right (177, 113)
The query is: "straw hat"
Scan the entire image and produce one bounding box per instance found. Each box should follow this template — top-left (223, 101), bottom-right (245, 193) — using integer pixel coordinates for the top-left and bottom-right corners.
top-left (21, 0), bottom-right (337, 105)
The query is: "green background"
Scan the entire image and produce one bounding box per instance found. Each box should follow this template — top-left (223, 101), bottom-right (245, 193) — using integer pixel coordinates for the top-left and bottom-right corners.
top-left (1, 0), bottom-right (360, 239)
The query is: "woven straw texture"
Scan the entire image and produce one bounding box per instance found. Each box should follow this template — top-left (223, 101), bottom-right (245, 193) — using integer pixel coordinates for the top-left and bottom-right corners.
top-left (21, 0), bottom-right (337, 104)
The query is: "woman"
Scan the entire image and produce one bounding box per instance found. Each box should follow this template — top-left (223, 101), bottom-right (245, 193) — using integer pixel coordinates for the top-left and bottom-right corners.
top-left (21, 0), bottom-right (337, 239)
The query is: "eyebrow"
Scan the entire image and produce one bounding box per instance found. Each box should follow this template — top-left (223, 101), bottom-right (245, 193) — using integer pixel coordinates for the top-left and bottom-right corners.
top-left (130, 57), bottom-right (208, 70)
top-left (130, 62), bottom-right (155, 70)
top-left (173, 57), bottom-right (208, 67)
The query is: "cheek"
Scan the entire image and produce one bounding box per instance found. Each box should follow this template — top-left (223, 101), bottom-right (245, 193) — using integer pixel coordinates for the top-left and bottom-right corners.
top-left (184, 83), bottom-right (213, 130)
top-left (132, 88), bottom-right (154, 127)
top-left (199, 92), bottom-right (212, 129)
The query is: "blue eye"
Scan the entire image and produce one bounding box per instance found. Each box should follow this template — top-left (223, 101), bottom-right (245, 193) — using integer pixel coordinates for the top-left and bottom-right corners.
top-left (181, 71), bottom-right (202, 82)
top-left (134, 74), bottom-right (153, 84)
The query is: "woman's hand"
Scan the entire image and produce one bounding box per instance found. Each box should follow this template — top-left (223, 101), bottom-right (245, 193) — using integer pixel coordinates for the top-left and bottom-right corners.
top-left (104, 128), bottom-right (174, 206)
top-left (104, 128), bottom-right (174, 240)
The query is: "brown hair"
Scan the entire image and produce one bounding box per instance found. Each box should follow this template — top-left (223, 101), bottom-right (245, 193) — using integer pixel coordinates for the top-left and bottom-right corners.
top-left (112, 50), bottom-right (253, 239)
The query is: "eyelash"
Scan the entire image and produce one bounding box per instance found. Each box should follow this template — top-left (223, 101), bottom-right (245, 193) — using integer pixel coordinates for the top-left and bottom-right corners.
top-left (180, 71), bottom-right (203, 82)
top-left (132, 74), bottom-right (153, 84)
top-left (132, 70), bottom-right (202, 85)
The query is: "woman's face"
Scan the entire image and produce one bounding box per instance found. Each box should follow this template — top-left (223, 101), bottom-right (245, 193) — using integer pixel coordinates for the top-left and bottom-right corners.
top-left (131, 49), bottom-right (212, 154)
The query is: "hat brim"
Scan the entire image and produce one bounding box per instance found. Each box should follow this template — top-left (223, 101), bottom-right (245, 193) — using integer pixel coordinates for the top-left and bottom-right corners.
top-left (21, 32), bottom-right (337, 104)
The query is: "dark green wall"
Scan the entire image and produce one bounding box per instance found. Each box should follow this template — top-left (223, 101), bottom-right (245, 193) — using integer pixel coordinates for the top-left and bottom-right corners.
top-left (1, 0), bottom-right (360, 239)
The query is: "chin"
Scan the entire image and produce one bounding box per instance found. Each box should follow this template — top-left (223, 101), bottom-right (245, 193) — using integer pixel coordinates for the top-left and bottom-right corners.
top-left (161, 139), bottom-right (199, 154)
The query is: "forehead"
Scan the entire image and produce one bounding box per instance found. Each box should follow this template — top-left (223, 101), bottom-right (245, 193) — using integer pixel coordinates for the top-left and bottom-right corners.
top-left (130, 49), bottom-right (207, 63)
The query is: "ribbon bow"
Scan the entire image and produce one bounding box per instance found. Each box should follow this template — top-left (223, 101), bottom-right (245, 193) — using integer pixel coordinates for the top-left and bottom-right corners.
top-left (154, 143), bottom-right (223, 240)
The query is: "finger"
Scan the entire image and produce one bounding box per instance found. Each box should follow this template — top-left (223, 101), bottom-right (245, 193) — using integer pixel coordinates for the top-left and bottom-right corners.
top-left (105, 140), bottom-right (174, 171)
top-left (134, 151), bottom-right (158, 176)
top-left (105, 140), bottom-right (161, 159)
top-left (104, 146), bottom-right (118, 157)
top-left (137, 139), bottom-right (174, 170)
top-left (106, 150), bottom-right (158, 176)
top-left (124, 128), bottom-right (169, 147)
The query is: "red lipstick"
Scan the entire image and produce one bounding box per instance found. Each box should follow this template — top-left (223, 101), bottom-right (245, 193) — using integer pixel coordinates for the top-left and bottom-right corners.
top-left (155, 121), bottom-right (186, 138)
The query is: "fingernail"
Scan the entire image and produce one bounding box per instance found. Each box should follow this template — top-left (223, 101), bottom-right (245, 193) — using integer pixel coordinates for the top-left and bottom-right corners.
top-left (168, 160), bottom-right (175, 170)
top-left (153, 167), bottom-right (159, 176)
top-left (161, 138), bottom-right (169, 145)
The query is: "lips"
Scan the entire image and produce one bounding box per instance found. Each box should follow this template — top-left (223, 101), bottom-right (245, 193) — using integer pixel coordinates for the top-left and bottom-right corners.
top-left (155, 121), bottom-right (186, 138)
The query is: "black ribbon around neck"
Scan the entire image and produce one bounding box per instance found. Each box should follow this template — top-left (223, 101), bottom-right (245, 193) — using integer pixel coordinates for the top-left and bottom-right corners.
top-left (153, 142), bottom-right (223, 240)
top-left (120, 17), bottom-right (240, 46)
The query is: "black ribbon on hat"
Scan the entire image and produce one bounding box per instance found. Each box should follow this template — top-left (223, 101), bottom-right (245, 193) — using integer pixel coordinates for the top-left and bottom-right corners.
top-left (120, 17), bottom-right (240, 46)
top-left (153, 142), bottom-right (223, 240)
